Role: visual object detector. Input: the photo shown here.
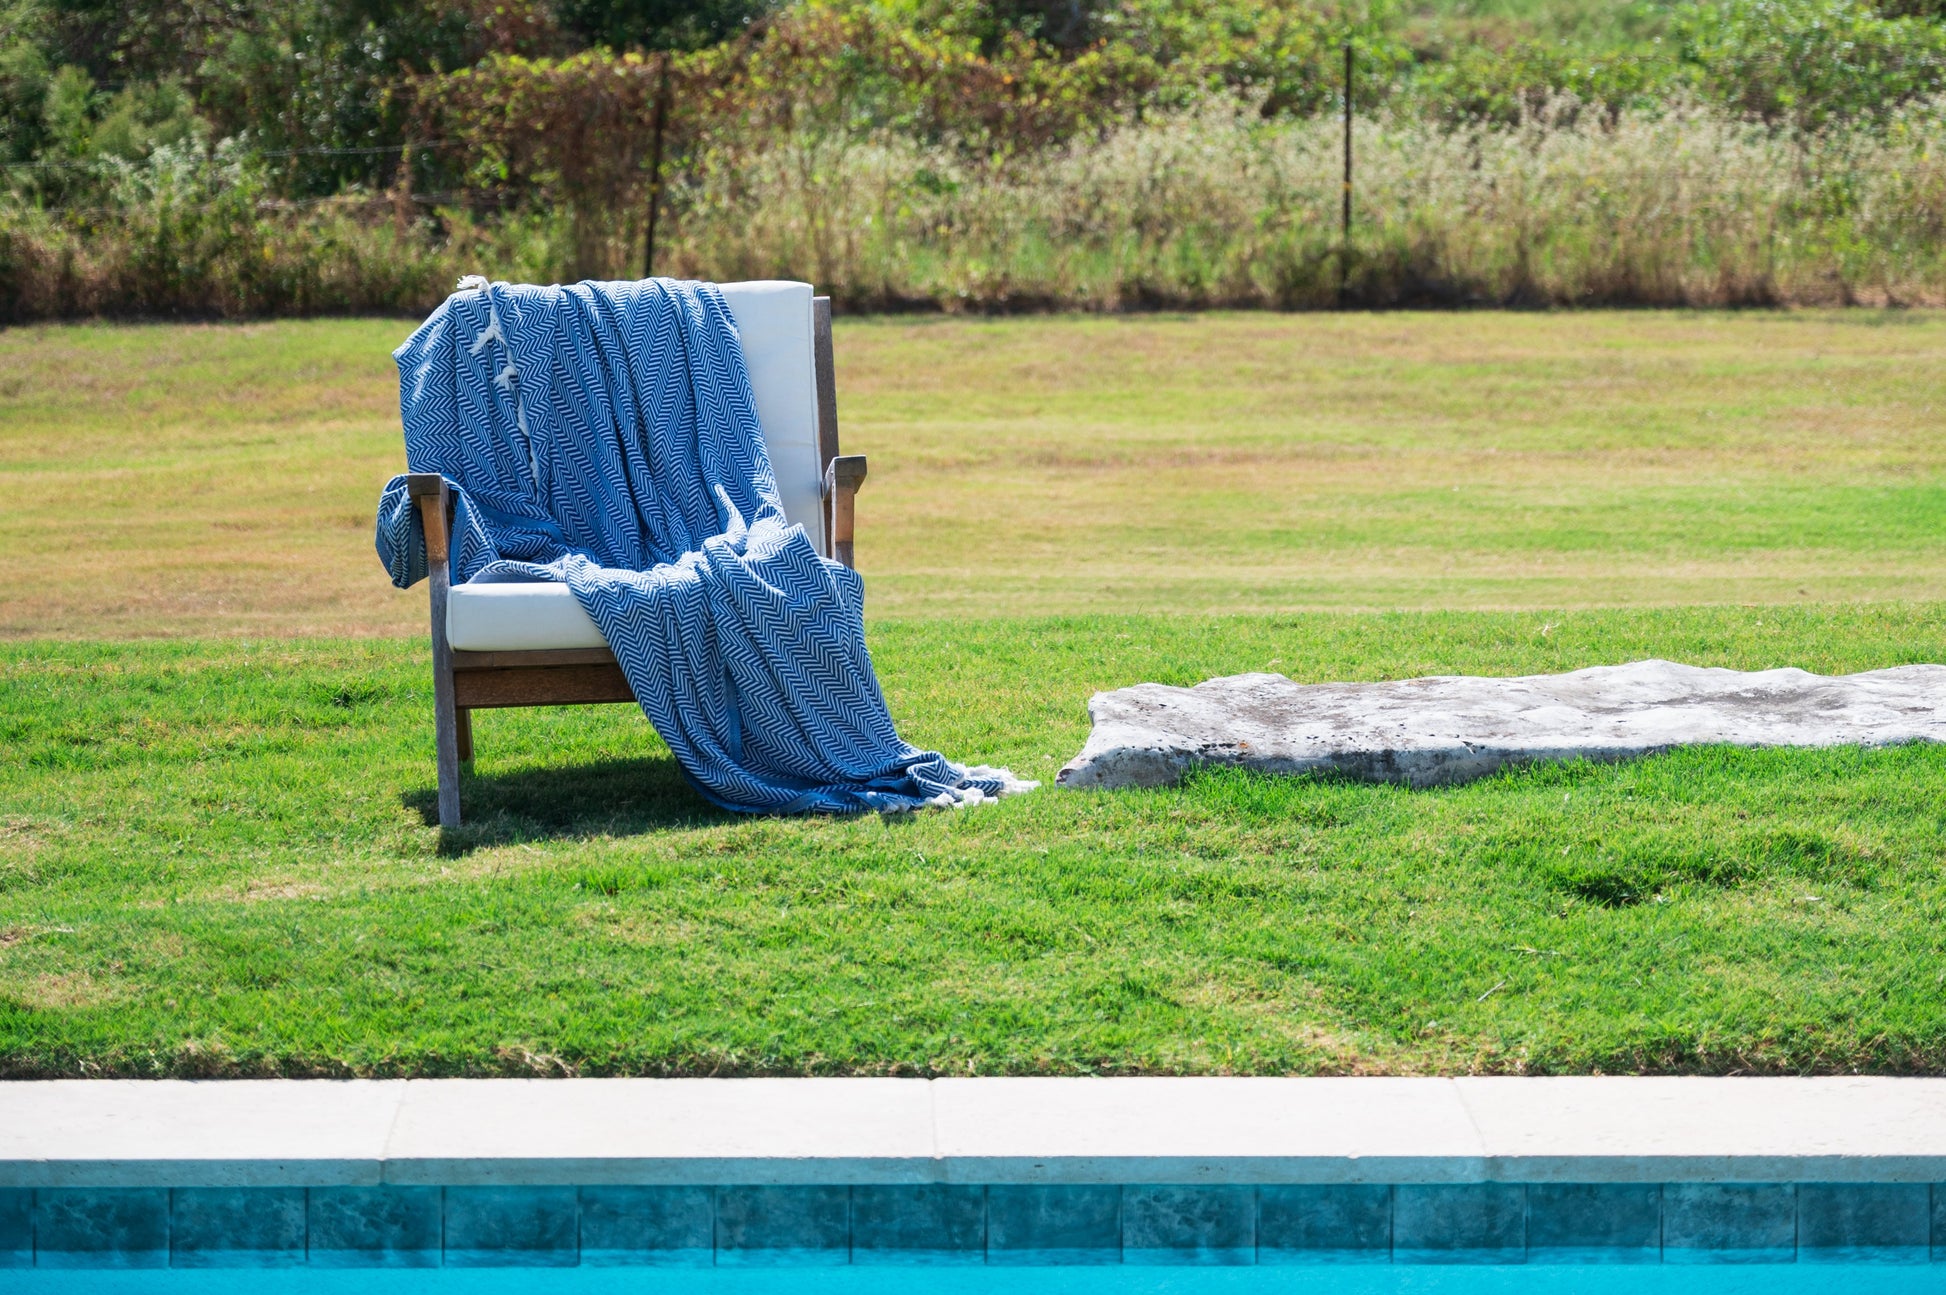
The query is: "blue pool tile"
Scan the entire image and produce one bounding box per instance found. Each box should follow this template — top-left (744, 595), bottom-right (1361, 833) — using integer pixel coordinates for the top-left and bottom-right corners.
top-left (1394, 1184), bottom-right (1526, 1264)
top-left (1122, 1186), bottom-right (1254, 1265)
top-left (1798, 1183), bottom-right (1929, 1263)
top-left (715, 1186), bottom-right (849, 1266)
top-left (1258, 1185), bottom-right (1391, 1263)
top-left (35, 1188), bottom-right (170, 1268)
top-left (1934, 1184), bottom-right (1945, 1262)
top-left (1663, 1184), bottom-right (1796, 1263)
top-left (443, 1186), bottom-right (577, 1267)
top-left (307, 1187), bottom-right (441, 1268)
top-left (0, 1189), bottom-right (29, 1267)
top-left (851, 1185), bottom-right (986, 1265)
top-left (170, 1187), bottom-right (305, 1267)
top-left (986, 1185), bottom-right (1121, 1265)
top-left (1526, 1183), bottom-right (1660, 1263)
top-left (579, 1186), bottom-right (713, 1266)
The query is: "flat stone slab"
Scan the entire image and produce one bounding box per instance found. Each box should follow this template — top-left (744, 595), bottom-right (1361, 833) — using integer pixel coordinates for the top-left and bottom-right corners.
top-left (1056, 658), bottom-right (1946, 790)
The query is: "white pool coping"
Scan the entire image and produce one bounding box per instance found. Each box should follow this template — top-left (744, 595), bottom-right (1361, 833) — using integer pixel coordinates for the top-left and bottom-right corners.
top-left (4, 1076), bottom-right (1944, 1188)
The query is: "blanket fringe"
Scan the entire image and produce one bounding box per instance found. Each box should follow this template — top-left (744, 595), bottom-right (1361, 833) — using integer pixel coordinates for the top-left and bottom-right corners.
top-left (912, 767), bottom-right (1040, 810)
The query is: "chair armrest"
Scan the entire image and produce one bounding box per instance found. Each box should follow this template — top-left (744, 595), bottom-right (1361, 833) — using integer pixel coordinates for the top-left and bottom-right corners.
top-left (824, 454), bottom-right (868, 568)
top-left (829, 455), bottom-right (867, 493)
top-left (407, 474), bottom-right (451, 565)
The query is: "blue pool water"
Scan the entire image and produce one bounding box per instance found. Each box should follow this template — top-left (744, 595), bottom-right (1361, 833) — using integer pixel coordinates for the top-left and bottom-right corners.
top-left (10, 1268), bottom-right (1946, 1295)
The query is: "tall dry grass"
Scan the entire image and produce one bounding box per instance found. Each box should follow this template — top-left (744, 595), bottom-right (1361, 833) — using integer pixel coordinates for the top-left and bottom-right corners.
top-left (668, 97), bottom-right (1946, 309)
top-left (5, 98), bottom-right (1946, 319)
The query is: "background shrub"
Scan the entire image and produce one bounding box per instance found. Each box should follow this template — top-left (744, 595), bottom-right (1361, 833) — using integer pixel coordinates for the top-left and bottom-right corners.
top-left (4, 0), bottom-right (1946, 317)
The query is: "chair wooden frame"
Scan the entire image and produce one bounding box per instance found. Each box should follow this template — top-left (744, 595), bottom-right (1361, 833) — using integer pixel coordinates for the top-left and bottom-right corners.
top-left (405, 296), bottom-right (866, 829)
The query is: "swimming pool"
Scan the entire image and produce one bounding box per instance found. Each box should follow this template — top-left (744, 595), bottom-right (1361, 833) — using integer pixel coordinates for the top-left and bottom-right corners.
top-left (5, 1079), bottom-right (1942, 1288)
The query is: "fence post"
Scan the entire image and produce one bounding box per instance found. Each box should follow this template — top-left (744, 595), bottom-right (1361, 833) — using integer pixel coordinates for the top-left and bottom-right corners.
top-left (642, 54), bottom-right (672, 279)
top-left (1341, 40), bottom-right (1354, 303)
top-left (393, 140), bottom-right (415, 237)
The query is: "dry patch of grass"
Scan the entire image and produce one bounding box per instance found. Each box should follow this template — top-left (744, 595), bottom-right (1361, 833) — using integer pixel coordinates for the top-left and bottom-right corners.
top-left (224, 880), bottom-right (329, 903)
top-left (0, 816), bottom-right (48, 864)
top-left (19, 971), bottom-right (119, 1011)
top-left (3, 311), bottom-right (1944, 635)
top-left (846, 311), bottom-right (1946, 614)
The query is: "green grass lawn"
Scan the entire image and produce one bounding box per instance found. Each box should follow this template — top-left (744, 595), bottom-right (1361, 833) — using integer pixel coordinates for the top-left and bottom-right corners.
top-left (2, 311), bottom-right (1945, 1076)
top-left (5, 605), bottom-right (1945, 1077)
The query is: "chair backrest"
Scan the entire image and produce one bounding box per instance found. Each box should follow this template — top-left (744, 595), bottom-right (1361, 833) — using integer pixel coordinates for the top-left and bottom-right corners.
top-left (717, 280), bottom-right (826, 554)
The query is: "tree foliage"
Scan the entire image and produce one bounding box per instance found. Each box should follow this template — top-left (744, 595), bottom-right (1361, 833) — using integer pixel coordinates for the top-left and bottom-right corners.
top-left (1676, 0), bottom-right (1946, 128)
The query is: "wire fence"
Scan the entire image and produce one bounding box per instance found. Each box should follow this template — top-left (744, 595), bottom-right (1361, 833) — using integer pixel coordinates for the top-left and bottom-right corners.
top-left (6, 100), bottom-right (1945, 318)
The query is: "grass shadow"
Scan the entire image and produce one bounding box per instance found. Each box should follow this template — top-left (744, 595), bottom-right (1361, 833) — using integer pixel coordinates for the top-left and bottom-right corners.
top-left (404, 753), bottom-right (733, 853)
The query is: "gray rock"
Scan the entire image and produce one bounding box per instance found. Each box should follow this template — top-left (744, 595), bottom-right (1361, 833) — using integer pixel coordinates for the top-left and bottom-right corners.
top-left (1055, 659), bottom-right (1946, 790)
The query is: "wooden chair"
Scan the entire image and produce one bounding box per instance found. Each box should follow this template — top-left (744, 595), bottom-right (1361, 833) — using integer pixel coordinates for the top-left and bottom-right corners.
top-left (402, 282), bottom-right (866, 828)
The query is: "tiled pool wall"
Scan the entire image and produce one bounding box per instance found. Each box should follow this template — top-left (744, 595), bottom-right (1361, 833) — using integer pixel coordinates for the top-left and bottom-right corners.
top-left (6, 1182), bottom-right (1946, 1269)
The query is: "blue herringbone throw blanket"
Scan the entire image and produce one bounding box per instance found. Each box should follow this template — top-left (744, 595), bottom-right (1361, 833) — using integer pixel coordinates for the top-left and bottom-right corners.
top-left (375, 277), bottom-right (1030, 813)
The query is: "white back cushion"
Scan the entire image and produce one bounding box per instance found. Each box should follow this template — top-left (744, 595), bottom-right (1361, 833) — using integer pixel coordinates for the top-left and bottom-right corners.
top-left (717, 280), bottom-right (825, 553)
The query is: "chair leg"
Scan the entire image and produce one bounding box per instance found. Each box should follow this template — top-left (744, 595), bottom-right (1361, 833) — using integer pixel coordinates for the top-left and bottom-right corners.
top-left (429, 571), bottom-right (462, 830)
top-left (417, 478), bottom-right (463, 831)
top-left (456, 707), bottom-right (474, 765)
top-left (433, 667), bottom-right (462, 830)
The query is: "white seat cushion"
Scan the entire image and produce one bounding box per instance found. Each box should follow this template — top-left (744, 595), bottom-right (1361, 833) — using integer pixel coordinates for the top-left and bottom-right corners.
top-left (447, 581), bottom-right (604, 651)
top-left (446, 280), bottom-right (827, 654)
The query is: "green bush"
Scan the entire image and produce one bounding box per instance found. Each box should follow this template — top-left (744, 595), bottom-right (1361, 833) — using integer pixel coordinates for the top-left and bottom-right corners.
top-left (1409, 41), bottom-right (1670, 125)
top-left (0, 144), bottom-right (461, 320)
top-left (1676, 0), bottom-right (1946, 128)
